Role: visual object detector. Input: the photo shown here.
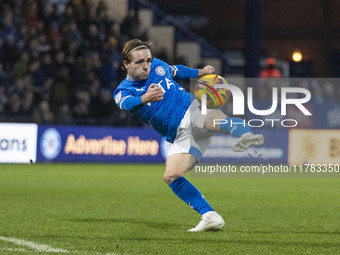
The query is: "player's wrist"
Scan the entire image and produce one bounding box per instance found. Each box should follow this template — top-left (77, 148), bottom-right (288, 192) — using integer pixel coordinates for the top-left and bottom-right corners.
top-left (141, 94), bottom-right (149, 104)
top-left (198, 66), bottom-right (215, 77)
top-left (198, 69), bottom-right (207, 77)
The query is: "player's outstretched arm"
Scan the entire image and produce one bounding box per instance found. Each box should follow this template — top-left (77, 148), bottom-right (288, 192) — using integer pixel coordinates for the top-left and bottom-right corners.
top-left (198, 65), bottom-right (215, 77)
top-left (141, 84), bottom-right (164, 104)
top-left (171, 64), bottom-right (215, 80)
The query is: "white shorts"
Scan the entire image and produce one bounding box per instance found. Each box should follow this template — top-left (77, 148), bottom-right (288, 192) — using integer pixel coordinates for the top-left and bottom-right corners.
top-left (167, 99), bottom-right (215, 162)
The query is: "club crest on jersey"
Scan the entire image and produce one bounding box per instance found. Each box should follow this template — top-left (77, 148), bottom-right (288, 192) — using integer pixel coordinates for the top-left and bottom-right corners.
top-left (156, 66), bottom-right (166, 76)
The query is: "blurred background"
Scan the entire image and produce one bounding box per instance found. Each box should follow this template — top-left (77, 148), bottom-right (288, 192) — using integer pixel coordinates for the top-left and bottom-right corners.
top-left (0, 0), bottom-right (339, 164)
top-left (0, 0), bottom-right (339, 126)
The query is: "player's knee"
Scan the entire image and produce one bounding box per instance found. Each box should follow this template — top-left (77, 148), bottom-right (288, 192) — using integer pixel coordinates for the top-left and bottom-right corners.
top-left (204, 110), bottom-right (227, 132)
top-left (164, 154), bottom-right (192, 185)
top-left (163, 170), bottom-right (182, 186)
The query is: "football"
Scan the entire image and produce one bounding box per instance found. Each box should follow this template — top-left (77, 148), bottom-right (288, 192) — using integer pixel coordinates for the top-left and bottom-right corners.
top-left (194, 74), bottom-right (231, 109)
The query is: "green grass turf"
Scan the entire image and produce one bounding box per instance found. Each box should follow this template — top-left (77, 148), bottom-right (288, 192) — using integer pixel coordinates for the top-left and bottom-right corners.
top-left (0, 163), bottom-right (339, 255)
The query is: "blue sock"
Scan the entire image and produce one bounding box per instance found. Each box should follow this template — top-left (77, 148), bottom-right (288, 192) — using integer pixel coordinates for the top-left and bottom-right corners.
top-left (219, 117), bottom-right (251, 137)
top-left (169, 177), bottom-right (214, 215)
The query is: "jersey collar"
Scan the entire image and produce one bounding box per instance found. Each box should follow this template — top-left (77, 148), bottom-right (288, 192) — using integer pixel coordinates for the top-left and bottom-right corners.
top-left (125, 76), bottom-right (145, 87)
top-left (126, 76), bottom-right (135, 82)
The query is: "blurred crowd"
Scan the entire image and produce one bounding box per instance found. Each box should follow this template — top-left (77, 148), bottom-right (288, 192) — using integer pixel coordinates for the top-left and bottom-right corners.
top-left (0, 0), bottom-right (149, 126)
top-left (0, 0), bottom-right (338, 127)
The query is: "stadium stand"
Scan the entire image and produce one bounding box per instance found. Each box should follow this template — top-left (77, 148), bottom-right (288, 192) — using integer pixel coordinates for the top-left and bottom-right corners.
top-left (0, 0), bottom-right (146, 126)
top-left (0, 0), bottom-right (339, 127)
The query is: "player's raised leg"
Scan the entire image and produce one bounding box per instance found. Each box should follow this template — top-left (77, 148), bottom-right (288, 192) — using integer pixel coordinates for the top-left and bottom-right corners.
top-left (204, 110), bottom-right (264, 152)
top-left (163, 153), bottom-right (225, 232)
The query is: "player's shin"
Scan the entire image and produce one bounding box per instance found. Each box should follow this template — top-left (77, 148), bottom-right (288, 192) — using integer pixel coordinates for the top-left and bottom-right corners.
top-left (219, 117), bottom-right (251, 137)
top-left (169, 177), bottom-right (214, 215)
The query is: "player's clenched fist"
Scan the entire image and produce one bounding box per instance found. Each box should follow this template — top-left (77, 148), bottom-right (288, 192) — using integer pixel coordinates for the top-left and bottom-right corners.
top-left (198, 65), bottom-right (215, 77)
top-left (141, 84), bottom-right (164, 104)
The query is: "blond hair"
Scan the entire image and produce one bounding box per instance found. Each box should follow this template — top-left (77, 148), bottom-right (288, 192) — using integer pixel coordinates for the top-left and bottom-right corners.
top-left (121, 39), bottom-right (151, 70)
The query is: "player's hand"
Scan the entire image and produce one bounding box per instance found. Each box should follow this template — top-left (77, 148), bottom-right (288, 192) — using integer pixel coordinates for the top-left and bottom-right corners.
top-left (198, 65), bottom-right (215, 77)
top-left (141, 84), bottom-right (164, 104)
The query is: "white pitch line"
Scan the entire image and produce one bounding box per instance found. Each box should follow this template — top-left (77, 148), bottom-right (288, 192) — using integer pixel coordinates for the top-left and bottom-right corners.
top-left (0, 236), bottom-right (69, 253)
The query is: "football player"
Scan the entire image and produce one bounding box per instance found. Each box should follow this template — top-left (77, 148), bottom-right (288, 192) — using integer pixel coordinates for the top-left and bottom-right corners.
top-left (114, 39), bottom-right (264, 231)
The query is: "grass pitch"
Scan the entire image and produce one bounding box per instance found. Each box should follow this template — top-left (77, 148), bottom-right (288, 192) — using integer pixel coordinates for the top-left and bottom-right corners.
top-left (0, 164), bottom-right (339, 255)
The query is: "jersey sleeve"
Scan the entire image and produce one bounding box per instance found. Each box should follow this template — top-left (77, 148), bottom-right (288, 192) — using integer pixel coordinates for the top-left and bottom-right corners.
top-left (114, 89), bottom-right (143, 111)
top-left (170, 65), bottom-right (199, 80)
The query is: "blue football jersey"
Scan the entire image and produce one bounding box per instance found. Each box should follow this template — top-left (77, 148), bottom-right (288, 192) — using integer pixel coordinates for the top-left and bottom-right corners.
top-left (114, 58), bottom-right (196, 143)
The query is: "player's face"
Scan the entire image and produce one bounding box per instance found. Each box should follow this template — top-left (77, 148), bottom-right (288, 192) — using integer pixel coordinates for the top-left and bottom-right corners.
top-left (125, 49), bottom-right (152, 81)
